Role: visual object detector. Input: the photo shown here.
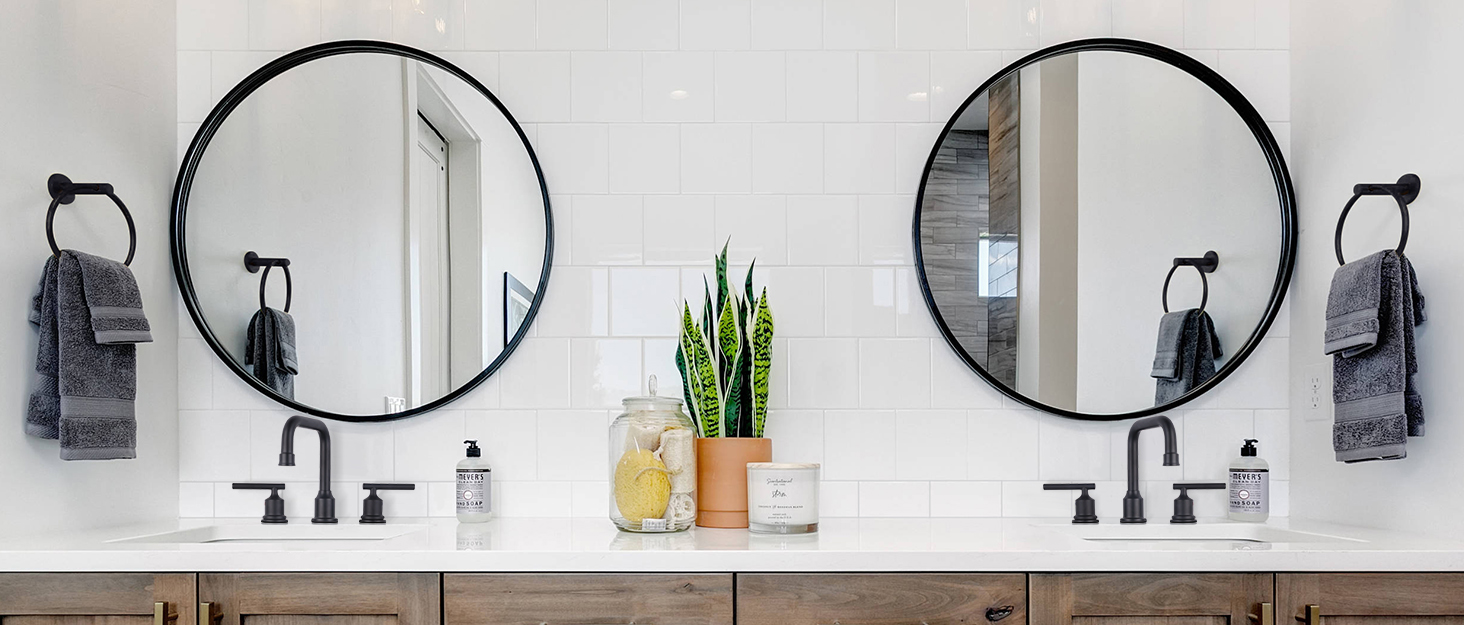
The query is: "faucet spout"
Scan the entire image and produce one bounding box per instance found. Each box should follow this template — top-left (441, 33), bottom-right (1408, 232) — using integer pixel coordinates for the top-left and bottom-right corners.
top-left (1121, 415), bottom-right (1178, 524)
top-left (280, 415), bottom-right (336, 524)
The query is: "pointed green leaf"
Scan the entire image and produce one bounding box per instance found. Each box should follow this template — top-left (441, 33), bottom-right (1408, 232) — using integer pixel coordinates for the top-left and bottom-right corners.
top-left (681, 303), bottom-right (720, 437)
top-left (751, 288), bottom-right (775, 438)
top-left (715, 239), bottom-right (729, 322)
top-left (674, 342), bottom-right (697, 430)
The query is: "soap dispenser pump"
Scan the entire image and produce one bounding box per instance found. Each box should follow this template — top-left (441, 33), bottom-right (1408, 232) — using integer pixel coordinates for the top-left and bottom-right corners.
top-left (1228, 438), bottom-right (1269, 522)
top-left (457, 440), bottom-right (492, 523)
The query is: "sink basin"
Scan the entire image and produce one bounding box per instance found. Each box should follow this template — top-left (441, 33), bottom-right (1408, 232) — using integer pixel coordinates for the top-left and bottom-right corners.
top-left (111, 523), bottom-right (429, 544)
top-left (1042, 523), bottom-right (1364, 544)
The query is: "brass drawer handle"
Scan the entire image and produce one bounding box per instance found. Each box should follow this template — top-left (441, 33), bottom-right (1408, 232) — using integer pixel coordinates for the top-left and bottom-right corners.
top-left (199, 602), bottom-right (218, 625)
top-left (1248, 602), bottom-right (1275, 625)
top-left (154, 602), bottom-right (177, 625)
top-left (987, 605), bottom-right (1015, 622)
top-left (1295, 604), bottom-right (1320, 625)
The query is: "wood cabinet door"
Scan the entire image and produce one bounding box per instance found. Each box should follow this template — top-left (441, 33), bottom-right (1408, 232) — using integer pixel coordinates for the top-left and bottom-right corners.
top-left (737, 573), bottom-right (1027, 625)
top-left (1032, 574), bottom-right (1273, 625)
top-left (443, 574), bottom-right (733, 625)
top-left (0, 574), bottom-right (196, 625)
top-left (1279, 574), bottom-right (1464, 625)
top-left (198, 574), bottom-right (438, 625)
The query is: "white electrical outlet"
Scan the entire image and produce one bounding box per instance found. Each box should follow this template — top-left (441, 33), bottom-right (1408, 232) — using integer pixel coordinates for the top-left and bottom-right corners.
top-left (385, 396), bottom-right (407, 413)
top-left (1303, 362), bottom-right (1331, 422)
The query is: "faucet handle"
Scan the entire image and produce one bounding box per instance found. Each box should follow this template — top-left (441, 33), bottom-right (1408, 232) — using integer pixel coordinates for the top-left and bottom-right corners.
top-left (1044, 483), bottom-right (1098, 524)
top-left (1170, 482), bottom-right (1226, 524)
top-left (233, 483), bottom-right (287, 524)
top-left (360, 483), bottom-right (416, 524)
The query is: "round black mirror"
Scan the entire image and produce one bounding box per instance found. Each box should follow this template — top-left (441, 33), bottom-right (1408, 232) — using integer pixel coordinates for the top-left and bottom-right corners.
top-left (914, 39), bottom-right (1295, 421)
top-left (172, 41), bottom-right (553, 422)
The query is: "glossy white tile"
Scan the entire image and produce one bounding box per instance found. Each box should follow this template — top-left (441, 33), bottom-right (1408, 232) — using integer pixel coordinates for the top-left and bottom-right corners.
top-left (1037, 416), bottom-right (1113, 481)
top-left (1183, 410), bottom-right (1254, 481)
top-left (858, 195), bottom-right (913, 265)
top-left (391, 0), bottom-right (466, 49)
top-left (860, 339), bottom-right (931, 409)
top-left (569, 339), bottom-right (643, 408)
top-left (1038, 0), bottom-right (1112, 45)
top-left (751, 0), bottom-right (822, 50)
top-left (537, 411), bottom-right (610, 479)
top-left (966, 0), bottom-right (1039, 49)
top-left (680, 0), bottom-right (751, 50)
top-left (610, 268), bottom-right (681, 336)
top-left (715, 52), bottom-right (787, 122)
top-left (539, 0), bottom-right (609, 49)
top-left (858, 52), bottom-right (931, 122)
top-left (569, 195), bottom-right (642, 263)
top-left (787, 195), bottom-right (859, 266)
top-left (643, 52), bottom-right (714, 121)
top-left (897, 0), bottom-right (967, 50)
top-left (825, 268), bottom-right (896, 337)
top-left (499, 338), bottom-right (571, 408)
top-left (393, 410), bottom-right (466, 481)
top-left (179, 0), bottom-right (249, 50)
top-left (572, 52), bottom-right (643, 121)
top-left (765, 410), bottom-right (825, 463)
top-left (1111, 0), bottom-right (1184, 49)
top-left (180, 411), bottom-right (251, 481)
top-left (824, 124), bottom-right (896, 193)
top-left (751, 123), bottom-right (823, 193)
top-left (896, 410), bottom-right (968, 479)
top-left (930, 481), bottom-right (1002, 517)
top-left (823, 410), bottom-right (897, 479)
top-left (534, 267), bottom-right (610, 337)
top-left (1184, 0), bottom-right (1257, 48)
top-left (644, 195), bottom-right (715, 264)
top-left (786, 52), bottom-right (858, 122)
top-left (681, 124), bottom-right (752, 192)
top-left (609, 0), bottom-right (679, 50)
top-left (968, 409), bottom-right (1040, 480)
top-left (824, 0), bottom-right (896, 50)
top-left (464, 0), bottom-right (536, 49)
top-left (714, 195), bottom-right (788, 264)
top-left (788, 339), bottom-right (860, 409)
top-left (609, 124), bottom-right (679, 192)
top-left (500, 52), bottom-right (572, 122)
top-left (859, 481), bottom-right (930, 516)
top-left (466, 410), bottom-right (539, 480)
top-left (248, 0), bottom-right (321, 50)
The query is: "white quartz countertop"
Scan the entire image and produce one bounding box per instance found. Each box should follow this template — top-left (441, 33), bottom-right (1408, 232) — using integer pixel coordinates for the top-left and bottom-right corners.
top-left (2, 517), bottom-right (1462, 572)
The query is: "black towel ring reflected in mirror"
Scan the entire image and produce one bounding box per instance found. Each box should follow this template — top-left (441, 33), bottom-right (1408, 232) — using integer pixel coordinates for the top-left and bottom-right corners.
top-left (1335, 173), bottom-right (1421, 266)
top-left (45, 173), bottom-right (137, 266)
top-left (1162, 251), bottom-right (1220, 314)
top-left (245, 251), bottom-right (292, 312)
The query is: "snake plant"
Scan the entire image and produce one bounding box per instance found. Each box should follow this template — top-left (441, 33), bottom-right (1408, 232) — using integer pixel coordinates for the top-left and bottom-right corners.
top-left (676, 241), bottom-right (775, 438)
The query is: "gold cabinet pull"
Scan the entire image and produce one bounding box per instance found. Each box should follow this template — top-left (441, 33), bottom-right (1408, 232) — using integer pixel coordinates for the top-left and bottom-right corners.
top-left (154, 602), bottom-right (177, 625)
top-left (1249, 602), bottom-right (1275, 625)
top-left (199, 602), bottom-right (217, 625)
top-left (1295, 604), bottom-right (1320, 625)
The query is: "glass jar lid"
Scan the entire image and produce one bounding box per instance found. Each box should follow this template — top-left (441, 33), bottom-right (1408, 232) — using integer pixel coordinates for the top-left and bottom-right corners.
top-left (622, 375), bottom-right (684, 412)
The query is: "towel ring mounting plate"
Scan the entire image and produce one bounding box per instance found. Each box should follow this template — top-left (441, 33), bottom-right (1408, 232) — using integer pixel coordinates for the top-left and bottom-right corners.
top-left (46, 173), bottom-right (137, 266)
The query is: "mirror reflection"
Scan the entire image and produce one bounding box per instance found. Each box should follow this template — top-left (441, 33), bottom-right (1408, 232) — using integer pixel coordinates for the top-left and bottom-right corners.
top-left (184, 52), bottom-right (548, 416)
top-left (919, 50), bottom-right (1284, 415)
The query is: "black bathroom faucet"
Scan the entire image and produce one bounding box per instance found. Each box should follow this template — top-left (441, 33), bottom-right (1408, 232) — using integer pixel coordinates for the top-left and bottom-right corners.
top-left (1121, 415), bottom-right (1179, 524)
top-left (279, 415), bottom-right (336, 524)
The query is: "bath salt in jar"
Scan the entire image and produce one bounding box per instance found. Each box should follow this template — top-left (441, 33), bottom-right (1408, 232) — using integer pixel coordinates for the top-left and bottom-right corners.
top-left (609, 376), bottom-right (698, 532)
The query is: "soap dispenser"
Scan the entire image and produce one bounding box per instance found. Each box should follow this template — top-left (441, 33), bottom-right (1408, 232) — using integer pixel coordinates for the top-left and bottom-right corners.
top-left (1228, 438), bottom-right (1269, 522)
top-left (457, 440), bottom-right (492, 523)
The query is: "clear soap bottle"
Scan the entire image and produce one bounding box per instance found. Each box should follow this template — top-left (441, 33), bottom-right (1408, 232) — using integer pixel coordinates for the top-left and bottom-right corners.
top-left (457, 440), bottom-right (492, 523)
top-left (1228, 438), bottom-right (1269, 522)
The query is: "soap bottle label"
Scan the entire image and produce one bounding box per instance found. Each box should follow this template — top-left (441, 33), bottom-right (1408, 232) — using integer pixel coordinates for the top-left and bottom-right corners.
top-left (1229, 469), bottom-right (1269, 514)
top-left (457, 469), bottom-right (491, 514)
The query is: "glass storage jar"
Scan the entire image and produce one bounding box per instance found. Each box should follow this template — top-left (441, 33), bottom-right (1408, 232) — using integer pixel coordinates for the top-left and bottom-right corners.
top-left (609, 376), bottom-right (698, 532)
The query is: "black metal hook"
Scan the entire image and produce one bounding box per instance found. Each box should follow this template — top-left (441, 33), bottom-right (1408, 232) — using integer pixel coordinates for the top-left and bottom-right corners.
top-left (1335, 173), bottom-right (1420, 265)
top-left (46, 173), bottom-right (137, 266)
top-left (1162, 251), bottom-right (1219, 314)
top-left (245, 251), bottom-right (292, 312)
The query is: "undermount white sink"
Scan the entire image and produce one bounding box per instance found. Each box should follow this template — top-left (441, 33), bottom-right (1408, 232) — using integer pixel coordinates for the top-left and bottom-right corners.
top-left (1042, 522), bottom-right (1365, 544)
top-left (111, 523), bottom-right (429, 544)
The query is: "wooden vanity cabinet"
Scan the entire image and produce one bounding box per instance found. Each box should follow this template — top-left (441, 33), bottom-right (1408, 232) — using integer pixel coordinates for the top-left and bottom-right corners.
top-left (737, 573), bottom-right (1027, 625)
top-left (1278, 573), bottom-right (1464, 625)
top-left (443, 574), bottom-right (733, 625)
top-left (1031, 573), bottom-right (1272, 625)
top-left (0, 574), bottom-right (196, 625)
top-left (198, 574), bottom-right (437, 625)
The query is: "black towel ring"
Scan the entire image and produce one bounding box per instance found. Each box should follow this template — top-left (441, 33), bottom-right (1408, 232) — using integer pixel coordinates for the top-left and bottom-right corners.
top-left (1335, 173), bottom-right (1421, 266)
top-left (245, 251), bottom-right (292, 312)
top-left (45, 173), bottom-right (137, 266)
top-left (1162, 251), bottom-right (1220, 314)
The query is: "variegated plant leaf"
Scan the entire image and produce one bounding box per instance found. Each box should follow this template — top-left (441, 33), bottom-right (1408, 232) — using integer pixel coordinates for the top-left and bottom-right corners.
top-left (715, 239), bottom-right (729, 321)
top-left (751, 288), bottom-right (775, 438)
top-left (681, 303), bottom-right (720, 437)
top-left (674, 342), bottom-right (697, 429)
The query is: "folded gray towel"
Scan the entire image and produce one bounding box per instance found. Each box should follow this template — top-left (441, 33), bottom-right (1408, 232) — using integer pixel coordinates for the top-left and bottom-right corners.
top-left (1326, 250), bottom-right (1425, 462)
top-left (246, 307), bottom-right (297, 399)
top-left (1152, 310), bottom-right (1191, 379)
top-left (27, 251), bottom-right (152, 460)
top-left (1154, 309), bottom-right (1223, 405)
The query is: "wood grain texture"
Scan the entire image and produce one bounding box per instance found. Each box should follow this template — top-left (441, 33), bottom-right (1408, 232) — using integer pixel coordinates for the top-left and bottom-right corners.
top-left (737, 573), bottom-right (1026, 625)
top-left (445, 574), bottom-right (732, 625)
top-left (1278, 574), bottom-right (1464, 622)
top-left (1033, 574), bottom-right (1271, 625)
top-left (1074, 616), bottom-right (1227, 625)
top-left (7, 616), bottom-right (151, 625)
top-left (245, 616), bottom-right (395, 625)
top-left (0, 574), bottom-right (194, 619)
top-left (201, 574), bottom-right (437, 625)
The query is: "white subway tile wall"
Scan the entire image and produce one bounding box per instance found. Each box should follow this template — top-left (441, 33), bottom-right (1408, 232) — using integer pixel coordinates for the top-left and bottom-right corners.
top-left (176, 0), bottom-right (1291, 518)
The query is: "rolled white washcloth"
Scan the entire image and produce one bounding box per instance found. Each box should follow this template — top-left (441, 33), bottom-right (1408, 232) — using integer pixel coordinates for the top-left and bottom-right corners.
top-left (625, 420), bottom-right (667, 452)
top-left (663, 493), bottom-right (696, 523)
top-left (658, 428), bottom-right (697, 494)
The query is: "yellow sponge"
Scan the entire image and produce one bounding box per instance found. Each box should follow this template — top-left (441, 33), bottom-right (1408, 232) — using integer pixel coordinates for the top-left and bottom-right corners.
top-left (613, 449), bottom-right (671, 523)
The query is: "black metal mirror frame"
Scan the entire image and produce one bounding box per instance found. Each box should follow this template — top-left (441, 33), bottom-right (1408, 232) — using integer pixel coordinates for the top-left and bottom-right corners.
top-left (911, 38), bottom-right (1297, 422)
top-left (171, 40), bottom-right (554, 422)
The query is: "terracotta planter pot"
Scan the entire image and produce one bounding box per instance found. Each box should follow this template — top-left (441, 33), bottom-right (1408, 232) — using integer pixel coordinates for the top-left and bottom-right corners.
top-left (695, 437), bottom-right (772, 528)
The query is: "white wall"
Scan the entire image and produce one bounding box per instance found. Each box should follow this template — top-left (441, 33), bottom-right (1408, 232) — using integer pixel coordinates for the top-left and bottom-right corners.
top-left (1289, 0), bottom-right (1464, 536)
top-left (0, 0), bottom-right (178, 537)
top-left (176, 0), bottom-right (1293, 520)
top-left (1075, 51), bottom-right (1284, 414)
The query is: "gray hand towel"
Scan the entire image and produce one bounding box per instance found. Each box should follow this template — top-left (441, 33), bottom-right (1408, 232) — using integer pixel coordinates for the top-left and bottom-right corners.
top-left (1325, 250), bottom-right (1425, 462)
top-left (1154, 309), bottom-right (1223, 405)
top-left (27, 251), bottom-right (152, 460)
top-left (246, 307), bottom-right (297, 399)
top-left (1152, 310), bottom-right (1191, 379)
